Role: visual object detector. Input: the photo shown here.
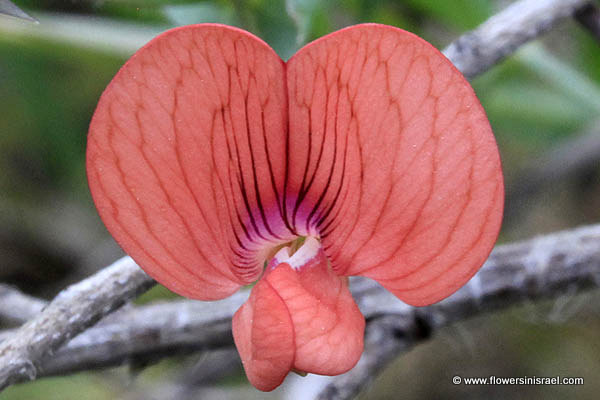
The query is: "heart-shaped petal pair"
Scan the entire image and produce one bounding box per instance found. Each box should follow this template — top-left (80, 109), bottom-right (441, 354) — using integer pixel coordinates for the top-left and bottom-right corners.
top-left (87, 23), bottom-right (503, 390)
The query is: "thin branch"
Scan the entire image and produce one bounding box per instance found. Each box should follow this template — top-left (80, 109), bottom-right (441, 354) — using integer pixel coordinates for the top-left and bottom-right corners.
top-left (0, 12), bottom-right (163, 57)
top-left (0, 257), bottom-right (155, 390)
top-left (0, 224), bottom-right (597, 388)
top-left (442, 0), bottom-right (590, 78)
top-left (575, 2), bottom-right (600, 41)
top-left (27, 292), bottom-right (247, 377)
top-left (0, 285), bottom-right (47, 326)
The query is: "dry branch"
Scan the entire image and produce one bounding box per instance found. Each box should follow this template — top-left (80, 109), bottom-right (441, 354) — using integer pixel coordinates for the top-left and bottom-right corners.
top-left (442, 0), bottom-right (590, 78)
top-left (0, 224), bottom-right (597, 393)
top-left (27, 292), bottom-right (248, 377)
top-left (0, 257), bottom-right (154, 390)
top-left (0, 284), bottom-right (47, 326)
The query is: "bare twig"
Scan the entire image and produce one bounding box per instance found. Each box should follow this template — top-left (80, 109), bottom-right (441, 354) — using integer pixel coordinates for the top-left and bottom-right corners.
top-left (0, 285), bottom-right (47, 326)
top-left (0, 12), bottom-right (163, 57)
top-left (443, 0), bottom-right (590, 78)
top-left (0, 224), bottom-right (598, 390)
top-left (0, 257), bottom-right (154, 390)
top-left (28, 292), bottom-right (247, 377)
top-left (575, 2), bottom-right (600, 41)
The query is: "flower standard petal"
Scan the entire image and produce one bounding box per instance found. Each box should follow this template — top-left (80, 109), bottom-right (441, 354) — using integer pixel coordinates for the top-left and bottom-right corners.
top-left (285, 24), bottom-right (503, 306)
top-left (87, 24), bottom-right (291, 299)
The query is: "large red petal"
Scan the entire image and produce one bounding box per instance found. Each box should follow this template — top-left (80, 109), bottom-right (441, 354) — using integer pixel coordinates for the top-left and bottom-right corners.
top-left (87, 25), bottom-right (293, 299)
top-left (88, 23), bottom-right (503, 305)
top-left (285, 24), bottom-right (503, 306)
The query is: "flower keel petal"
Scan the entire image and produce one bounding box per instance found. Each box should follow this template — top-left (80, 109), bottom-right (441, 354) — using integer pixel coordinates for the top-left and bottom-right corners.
top-left (270, 261), bottom-right (364, 374)
top-left (233, 245), bottom-right (365, 390)
top-left (232, 277), bottom-right (295, 391)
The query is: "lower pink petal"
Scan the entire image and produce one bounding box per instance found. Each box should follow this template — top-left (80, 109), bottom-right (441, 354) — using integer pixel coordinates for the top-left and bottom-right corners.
top-left (232, 245), bottom-right (364, 390)
top-left (270, 260), bottom-right (364, 375)
top-left (232, 278), bottom-right (295, 391)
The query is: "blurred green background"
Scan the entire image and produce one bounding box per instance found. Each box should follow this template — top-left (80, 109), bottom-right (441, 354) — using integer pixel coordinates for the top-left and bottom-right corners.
top-left (0, 0), bottom-right (599, 399)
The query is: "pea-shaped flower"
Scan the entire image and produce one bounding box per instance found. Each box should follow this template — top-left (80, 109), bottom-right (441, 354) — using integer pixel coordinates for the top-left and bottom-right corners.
top-left (87, 24), bottom-right (503, 391)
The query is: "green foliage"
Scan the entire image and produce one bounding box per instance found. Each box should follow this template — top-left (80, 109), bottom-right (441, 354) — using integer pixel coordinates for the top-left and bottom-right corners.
top-left (0, 36), bottom-right (124, 202)
top-left (135, 284), bottom-right (182, 303)
top-left (402, 0), bottom-right (492, 30)
top-left (1, 373), bottom-right (118, 400)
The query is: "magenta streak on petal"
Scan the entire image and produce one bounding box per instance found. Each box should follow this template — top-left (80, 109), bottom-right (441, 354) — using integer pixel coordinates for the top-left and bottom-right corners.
top-left (230, 195), bottom-right (322, 276)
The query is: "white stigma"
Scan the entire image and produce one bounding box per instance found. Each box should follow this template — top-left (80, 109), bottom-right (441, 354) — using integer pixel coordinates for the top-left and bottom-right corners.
top-left (273, 236), bottom-right (321, 270)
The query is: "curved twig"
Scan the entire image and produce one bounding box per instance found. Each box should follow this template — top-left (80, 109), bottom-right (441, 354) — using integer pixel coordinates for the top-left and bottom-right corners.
top-left (0, 258), bottom-right (154, 390)
top-left (443, 0), bottom-right (590, 78)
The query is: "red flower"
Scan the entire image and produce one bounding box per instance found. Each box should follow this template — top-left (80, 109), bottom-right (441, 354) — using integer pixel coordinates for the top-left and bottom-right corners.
top-left (87, 23), bottom-right (503, 391)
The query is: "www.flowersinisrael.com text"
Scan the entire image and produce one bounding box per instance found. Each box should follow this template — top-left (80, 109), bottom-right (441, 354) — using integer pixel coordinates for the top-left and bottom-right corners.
top-left (452, 375), bottom-right (584, 385)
